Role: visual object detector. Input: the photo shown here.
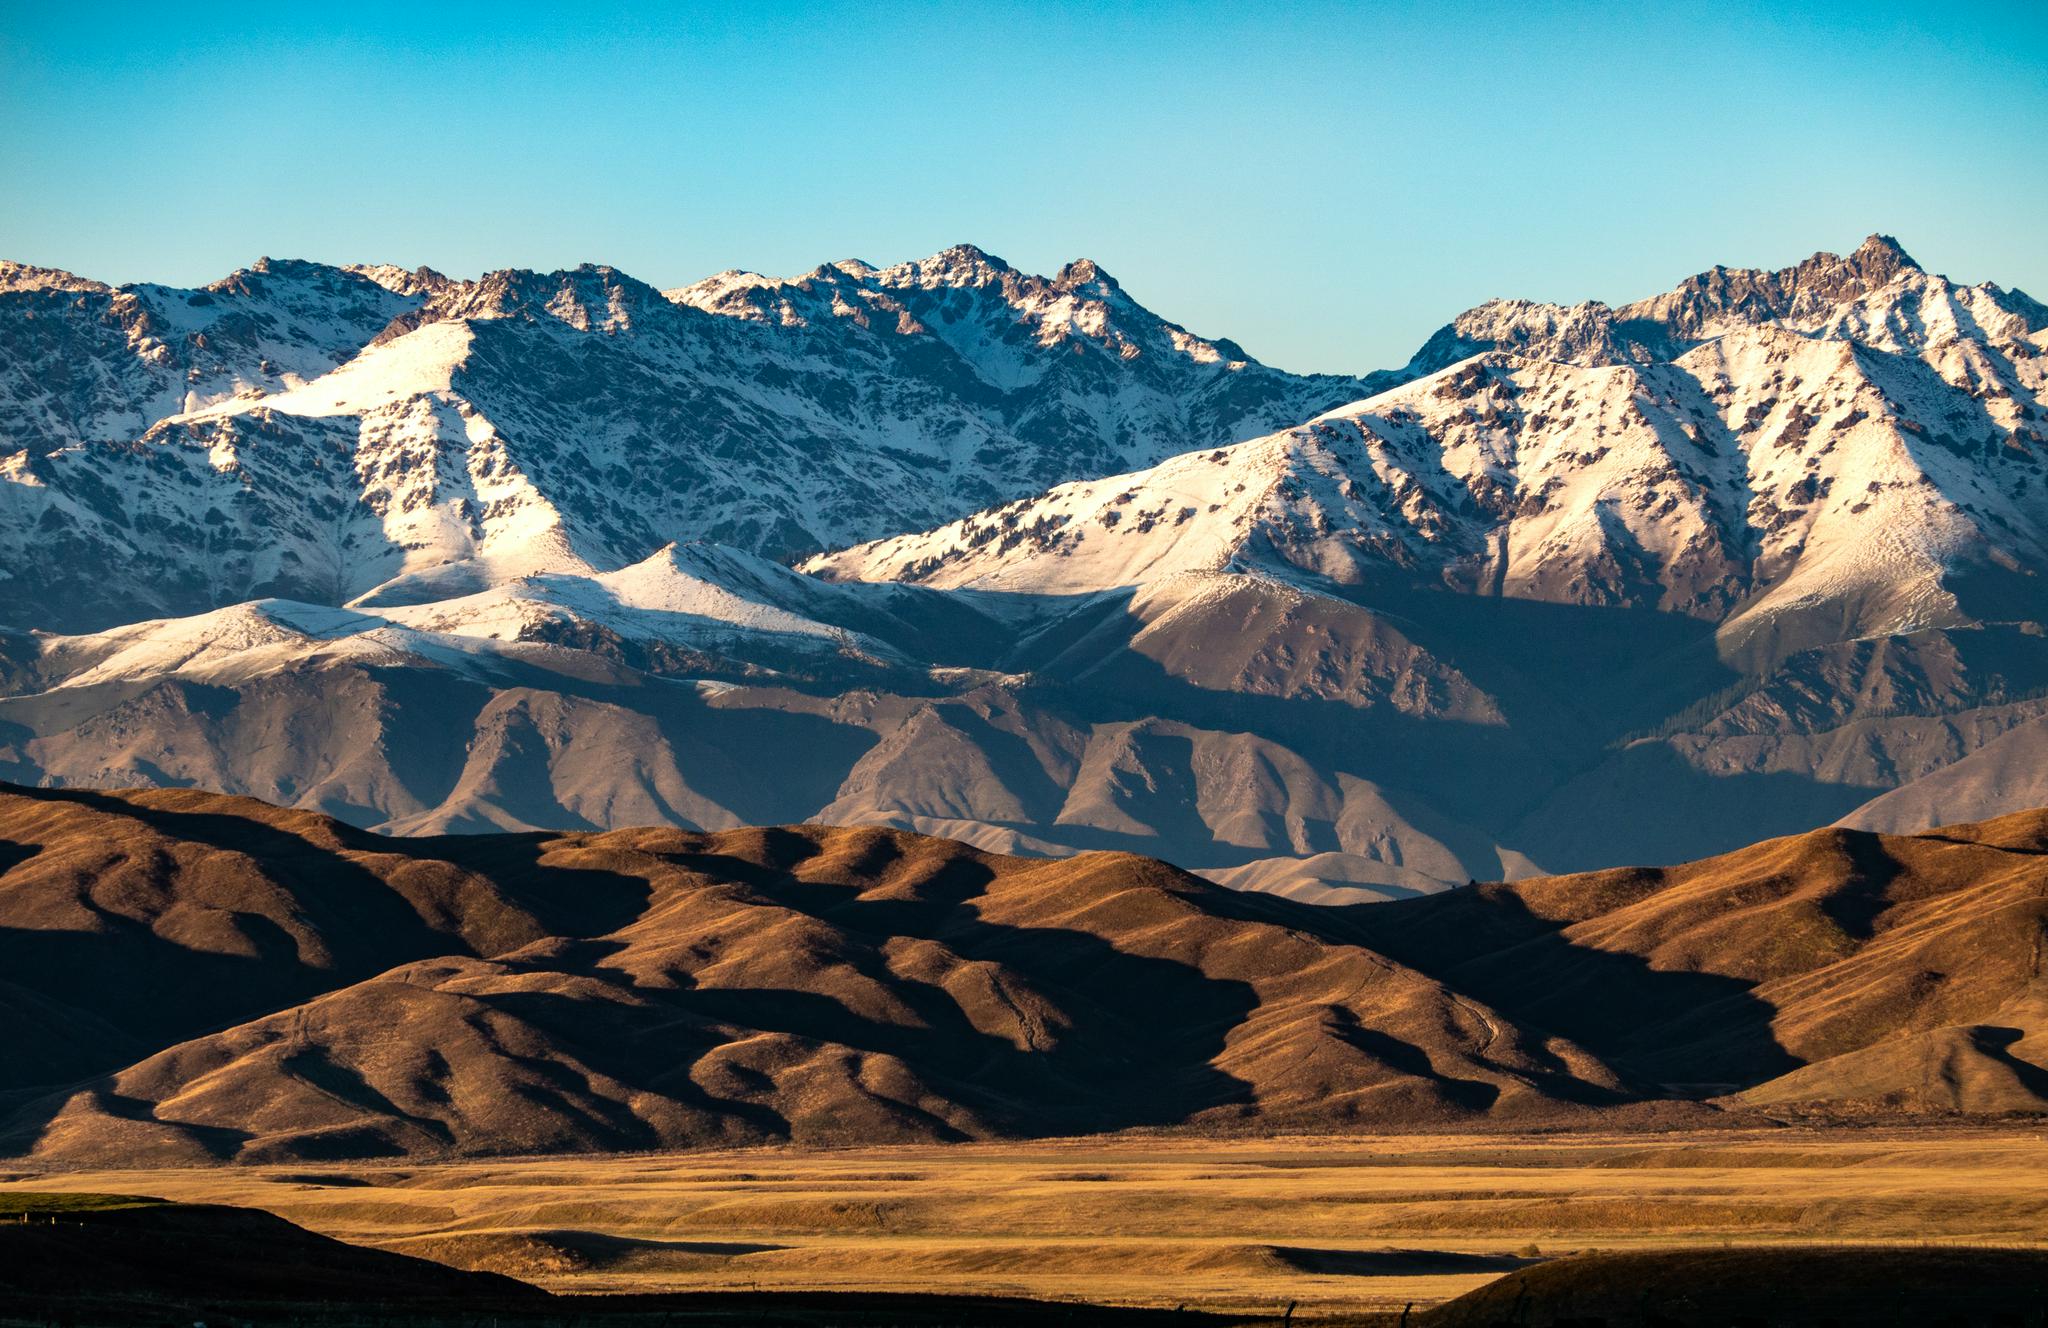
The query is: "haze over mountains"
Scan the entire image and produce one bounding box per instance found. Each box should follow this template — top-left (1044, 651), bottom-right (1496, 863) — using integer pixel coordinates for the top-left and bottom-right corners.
top-left (2, 784), bottom-right (2043, 1165)
top-left (2, 237), bottom-right (2046, 892)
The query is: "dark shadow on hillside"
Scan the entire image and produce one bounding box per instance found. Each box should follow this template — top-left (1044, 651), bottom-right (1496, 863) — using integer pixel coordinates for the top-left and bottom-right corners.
top-left (1316, 578), bottom-right (1743, 748)
top-left (911, 576), bottom-right (1992, 879)
top-left (1266, 1245), bottom-right (1538, 1276)
top-left (1356, 888), bottom-right (1800, 1093)
top-left (1817, 830), bottom-right (1904, 940)
top-left (505, 838), bottom-right (1265, 1136)
top-left (1323, 1008), bottom-right (1502, 1111)
top-left (370, 667), bottom-right (498, 813)
top-left (0, 784), bottom-right (655, 1155)
top-left (1975, 1025), bottom-right (2048, 1102)
top-left (41, 785), bottom-right (648, 962)
top-left (475, 1228), bottom-right (792, 1261)
top-left (1424, 1243), bottom-right (2048, 1328)
top-left (1004, 646), bottom-right (1871, 878)
top-left (1019, 665), bottom-right (1561, 834)
top-left (413, 838), bottom-right (653, 945)
top-left (1924, 832), bottom-right (2048, 856)
top-left (0, 783), bottom-right (443, 1061)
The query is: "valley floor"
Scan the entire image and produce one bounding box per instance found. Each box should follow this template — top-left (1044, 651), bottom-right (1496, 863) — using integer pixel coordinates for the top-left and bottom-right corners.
top-left (7, 1125), bottom-right (2045, 1319)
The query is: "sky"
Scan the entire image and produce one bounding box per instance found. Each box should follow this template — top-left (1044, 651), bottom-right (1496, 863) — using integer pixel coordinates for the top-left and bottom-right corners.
top-left (3, 1), bottom-right (2044, 373)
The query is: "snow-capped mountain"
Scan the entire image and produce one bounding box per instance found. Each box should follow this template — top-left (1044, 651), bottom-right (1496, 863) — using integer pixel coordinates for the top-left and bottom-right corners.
top-left (0, 246), bottom-right (1371, 631)
top-left (3, 235), bottom-right (2045, 899)
top-left (1389, 234), bottom-right (2046, 373)
top-left (812, 237), bottom-right (2048, 662)
top-left (0, 256), bottom-right (438, 445)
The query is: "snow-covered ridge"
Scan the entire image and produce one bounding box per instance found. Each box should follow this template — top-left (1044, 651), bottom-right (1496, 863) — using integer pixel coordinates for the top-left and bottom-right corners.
top-left (664, 242), bottom-right (1272, 391)
top-left (1, 235), bottom-right (2043, 891)
top-left (20, 540), bottom-right (936, 694)
top-left (1392, 235), bottom-right (2047, 377)
top-left (0, 244), bottom-right (1373, 633)
top-left (377, 542), bottom-right (909, 664)
top-left (811, 241), bottom-right (2048, 660)
top-left (0, 260), bottom-right (109, 294)
top-left (4, 234), bottom-right (2042, 660)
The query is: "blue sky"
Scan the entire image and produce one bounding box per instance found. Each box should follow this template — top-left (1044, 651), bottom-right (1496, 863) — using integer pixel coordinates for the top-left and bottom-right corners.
top-left (4, 1), bottom-right (2043, 372)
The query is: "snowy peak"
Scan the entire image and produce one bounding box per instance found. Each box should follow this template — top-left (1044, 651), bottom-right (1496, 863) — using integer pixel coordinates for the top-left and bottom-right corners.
top-left (881, 241), bottom-right (1017, 289)
top-left (1402, 235), bottom-right (2016, 378)
top-left (1051, 257), bottom-right (1123, 299)
top-left (399, 263), bottom-right (675, 333)
top-left (8, 234), bottom-right (2036, 665)
top-left (0, 260), bottom-right (108, 294)
top-left (1620, 232), bottom-right (1921, 345)
top-left (18, 536), bottom-right (923, 696)
top-left (0, 256), bottom-right (433, 459)
top-left (33, 598), bottom-right (401, 690)
top-left (1854, 231), bottom-right (1920, 270)
top-left (342, 262), bottom-right (458, 299)
top-left (666, 243), bottom-right (1288, 382)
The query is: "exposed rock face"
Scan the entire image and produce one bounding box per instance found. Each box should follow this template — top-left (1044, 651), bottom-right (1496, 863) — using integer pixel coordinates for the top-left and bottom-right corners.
top-left (1391, 234), bottom-right (2028, 373)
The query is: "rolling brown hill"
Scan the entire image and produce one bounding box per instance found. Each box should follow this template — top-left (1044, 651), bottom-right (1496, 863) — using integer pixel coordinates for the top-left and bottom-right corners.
top-left (0, 783), bottom-right (651, 1094)
top-left (0, 783), bottom-right (1632, 1164)
top-left (2, 783), bottom-right (2045, 1165)
top-left (1359, 808), bottom-right (2048, 1113)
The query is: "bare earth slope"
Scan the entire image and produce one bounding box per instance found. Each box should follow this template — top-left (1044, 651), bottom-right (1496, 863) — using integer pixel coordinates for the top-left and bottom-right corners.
top-left (3, 785), bottom-right (2046, 1165)
top-left (0, 783), bottom-right (1631, 1165)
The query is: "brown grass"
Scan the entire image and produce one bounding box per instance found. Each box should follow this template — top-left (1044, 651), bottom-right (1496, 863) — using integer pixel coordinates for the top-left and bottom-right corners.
top-left (9, 1125), bottom-right (2046, 1319)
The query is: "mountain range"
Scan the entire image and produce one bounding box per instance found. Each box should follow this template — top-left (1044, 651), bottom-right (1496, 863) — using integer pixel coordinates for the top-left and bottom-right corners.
top-left (0, 248), bottom-right (1365, 629)
top-left (2, 236), bottom-right (2046, 892)
top-left (2, 783), bottom-right (2042, 1164)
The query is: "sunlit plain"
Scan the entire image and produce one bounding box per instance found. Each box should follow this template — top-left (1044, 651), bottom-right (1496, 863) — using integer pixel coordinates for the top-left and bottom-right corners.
top-left (10, 1126), bottom-right (2045, 1318)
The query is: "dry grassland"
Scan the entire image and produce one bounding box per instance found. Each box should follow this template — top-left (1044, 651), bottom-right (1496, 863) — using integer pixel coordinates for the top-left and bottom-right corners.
top-left (7, 1126), bottom-right (2046, 1318)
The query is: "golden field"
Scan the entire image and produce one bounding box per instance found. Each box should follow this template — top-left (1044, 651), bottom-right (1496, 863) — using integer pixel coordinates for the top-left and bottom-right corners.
top-left (6, 1126), bottom-right (2047, 1318)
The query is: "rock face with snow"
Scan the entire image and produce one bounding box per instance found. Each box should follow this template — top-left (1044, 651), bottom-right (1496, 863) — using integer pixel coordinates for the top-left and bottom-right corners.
top-left (2, 236), bottom-right (2045, 895)
top-left (812, 236), bottom-right (2048, 660)
top-left (0, 246), bottom-right (1370, 631)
